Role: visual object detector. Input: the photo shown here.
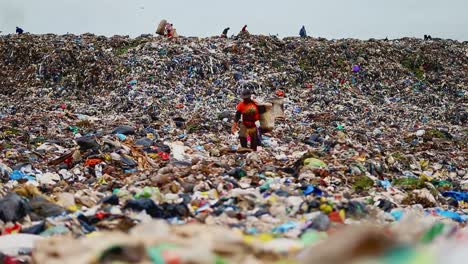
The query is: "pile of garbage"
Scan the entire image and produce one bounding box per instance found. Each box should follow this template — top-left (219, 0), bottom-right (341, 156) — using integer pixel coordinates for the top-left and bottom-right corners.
top-left (0, 33), bottom-right (466, 263)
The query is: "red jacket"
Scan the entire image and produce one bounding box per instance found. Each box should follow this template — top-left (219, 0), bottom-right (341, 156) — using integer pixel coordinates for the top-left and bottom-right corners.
top-left (236, 101), bottom-right (259, 128)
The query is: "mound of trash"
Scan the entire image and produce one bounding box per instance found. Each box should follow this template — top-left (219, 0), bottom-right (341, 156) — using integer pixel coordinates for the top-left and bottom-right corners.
top-left (0, 34), bottom-right (467, 263)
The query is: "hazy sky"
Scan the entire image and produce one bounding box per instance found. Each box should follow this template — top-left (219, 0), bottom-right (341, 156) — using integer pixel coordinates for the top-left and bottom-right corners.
top-left (1, 0), bottom-right (467, 40)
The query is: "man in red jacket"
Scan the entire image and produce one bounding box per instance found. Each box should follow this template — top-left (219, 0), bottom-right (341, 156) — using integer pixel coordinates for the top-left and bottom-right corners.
top-left (232, 90), bottom-right (265, 151)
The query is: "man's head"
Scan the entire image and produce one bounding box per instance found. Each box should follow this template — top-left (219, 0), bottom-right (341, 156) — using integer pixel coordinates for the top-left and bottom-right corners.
top-left (241, 89), bottom-right (252, 100)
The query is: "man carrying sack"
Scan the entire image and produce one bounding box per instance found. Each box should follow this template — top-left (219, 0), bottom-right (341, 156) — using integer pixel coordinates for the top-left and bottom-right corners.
top-left (231, 90), bottom-right (267, 152)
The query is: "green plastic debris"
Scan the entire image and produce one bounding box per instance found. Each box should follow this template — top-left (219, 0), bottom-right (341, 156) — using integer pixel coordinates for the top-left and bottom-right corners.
top-left (393, 178), bottom-right (426, 190)
top-left (431, 180), bottom-right (452, 189)
top-left (352, 176), bottom-right (374, 191)
top-left (147, 243), bottom-right (178, 264)
top-left (237, 170), bottom-right (246, 179)
top-left (215, 255), bottom-right (229, 264)
top-left (68, 126), bottom-right (79, 134)
top-left (260, 179), bottom-right (274, 192)
top-left (135, 186), bottom-right (160, 199)
top-left (336, 124), bottom-right (344, 130)
top-left (304, 158), bottom-right (327, 169)
top-left (382, 246), bottom-right (416, 264)
top-left (420, 222), bottom-right (445, 244)
top-left (147, 247), bottom-right (165, 264)
top-left (383, 246), bottom-right (434, 264)
top-left (300, 231), bottom-right (327, 246)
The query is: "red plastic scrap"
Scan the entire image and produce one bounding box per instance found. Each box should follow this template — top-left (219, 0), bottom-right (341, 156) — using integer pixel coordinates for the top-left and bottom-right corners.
top-left (276, 90), bottom-right (285, 97)
top-left (85, 158), bottom-right (103, 167)
top-left (3, 223), bottom-right (21, 234)
top-left (95, 211), bottom-right (110, 220)
top-left (3, 256), bottom-right (21, 264)
top-left (158, 152), bottom-right (170, 160)
top-left (329, 211), bottom-right (344, 224)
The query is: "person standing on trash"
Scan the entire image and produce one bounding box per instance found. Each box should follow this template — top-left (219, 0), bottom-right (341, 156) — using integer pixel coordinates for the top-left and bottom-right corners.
top-left (241, 25), bottom-right (248, 33)
top-left (221, 27), bottom-right (230, 38)
top-left (165, 23), bottom-right (173, 38)
top-left (300, 26), bottom-right (307, 38)
top-left (232, 89), bottom-right (266, 151)
top-left (16, 27), bottom-right (24, 34)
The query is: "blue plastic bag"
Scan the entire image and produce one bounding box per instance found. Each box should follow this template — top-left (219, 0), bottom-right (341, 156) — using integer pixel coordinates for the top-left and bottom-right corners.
top-left (380, 180), bottom-right (392, 189)
top-left (435, 208), bottom-right (464, 222)
top-left (10, 170), bottom-right (34, 181)
top-left (303, 185), bottom-right (323, 196)
top-left (272, 221), bottom-right (297, 233)
top-left (442, 191), bottom-right (468, 202)
top-left (390, 209), bottom-right (404, 221)
top-left (116, 133), bottom-right (127, 141)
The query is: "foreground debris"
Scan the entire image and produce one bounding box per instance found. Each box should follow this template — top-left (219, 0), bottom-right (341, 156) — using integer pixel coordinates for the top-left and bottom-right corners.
top-left (0, 33), bottom-right (467, 263)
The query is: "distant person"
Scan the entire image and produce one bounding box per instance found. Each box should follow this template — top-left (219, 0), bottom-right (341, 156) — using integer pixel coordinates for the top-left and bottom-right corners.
top-left (165, 23), bottom-right (173, 38)
top-left (299, 26), bottom-right (307, 38)
top-left (239, 25), bottom-right (249, 37)
top-left (221, 27), bottom-right (230, 38)
top-left (16, 27), bottom-right (24, 34)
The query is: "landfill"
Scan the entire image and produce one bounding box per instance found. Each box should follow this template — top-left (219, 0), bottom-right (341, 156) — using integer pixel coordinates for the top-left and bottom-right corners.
top-left (0, 33), bottom-right (467, 264)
